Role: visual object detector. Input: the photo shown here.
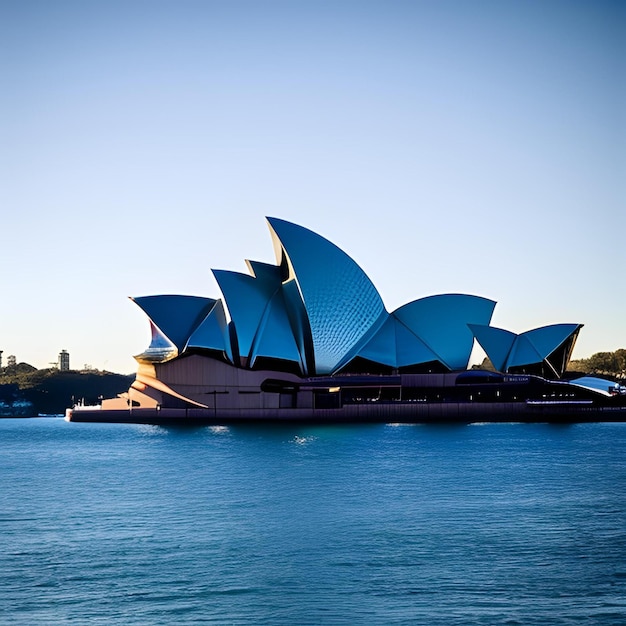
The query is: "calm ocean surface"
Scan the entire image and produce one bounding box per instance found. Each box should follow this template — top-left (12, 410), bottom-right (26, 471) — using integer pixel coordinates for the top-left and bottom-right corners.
top-left (1, 418), bottom-right (625, 625)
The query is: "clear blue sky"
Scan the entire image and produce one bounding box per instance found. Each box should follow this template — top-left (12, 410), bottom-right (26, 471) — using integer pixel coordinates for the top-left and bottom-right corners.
top-left (1, 0), bottom-right (624, 374)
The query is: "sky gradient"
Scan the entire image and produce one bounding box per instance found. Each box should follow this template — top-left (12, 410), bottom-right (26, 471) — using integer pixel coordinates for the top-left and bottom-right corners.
top-left (1, 0), bottom-right (624, 374)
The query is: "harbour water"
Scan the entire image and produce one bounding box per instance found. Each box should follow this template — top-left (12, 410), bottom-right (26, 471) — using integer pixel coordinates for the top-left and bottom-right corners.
top-left (1, 418), bottom-right (625, 625)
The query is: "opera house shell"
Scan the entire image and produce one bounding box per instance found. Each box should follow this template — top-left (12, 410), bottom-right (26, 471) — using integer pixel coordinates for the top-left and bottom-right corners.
top-left (68, 218), bottom-right (626, 424)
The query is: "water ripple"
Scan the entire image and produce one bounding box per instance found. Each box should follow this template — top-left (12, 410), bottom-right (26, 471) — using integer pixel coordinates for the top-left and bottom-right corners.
top-left (0, 420), bottom-right (625, 624)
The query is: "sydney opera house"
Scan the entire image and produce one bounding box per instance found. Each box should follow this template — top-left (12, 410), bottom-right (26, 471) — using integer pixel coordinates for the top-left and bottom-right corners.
top-left (68, 218), bottom-right (624, 424)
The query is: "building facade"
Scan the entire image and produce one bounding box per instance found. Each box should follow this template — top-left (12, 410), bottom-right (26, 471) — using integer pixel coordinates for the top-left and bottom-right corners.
top-left (100, 217), bottom-right (583, 413)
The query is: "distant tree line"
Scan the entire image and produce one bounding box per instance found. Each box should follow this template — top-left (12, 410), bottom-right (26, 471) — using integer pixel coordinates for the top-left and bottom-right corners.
top-left (568, 349), bottom-right (626, 380)
top-left (0, 362), bottom-right (44, 387)
top-left (0, 363), bottom-right (133, 414)
top-left (475, 348), bottom-right (626, 380)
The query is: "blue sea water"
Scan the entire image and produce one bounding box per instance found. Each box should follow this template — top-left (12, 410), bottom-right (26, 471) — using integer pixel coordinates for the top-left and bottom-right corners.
top-left (1, 419), bottom-right (625, 625)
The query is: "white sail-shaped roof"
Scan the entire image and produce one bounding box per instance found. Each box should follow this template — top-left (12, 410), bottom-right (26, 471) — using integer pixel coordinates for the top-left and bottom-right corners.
top-left (267, 217), bottom-right (386, 374)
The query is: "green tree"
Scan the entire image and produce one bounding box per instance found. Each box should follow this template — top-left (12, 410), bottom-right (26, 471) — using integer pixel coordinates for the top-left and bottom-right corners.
top-left (568, 348), bottom-right (626, 379)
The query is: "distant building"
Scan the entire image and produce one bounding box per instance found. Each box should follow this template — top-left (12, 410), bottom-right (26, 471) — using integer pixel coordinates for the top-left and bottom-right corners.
top-left (7, 355), bottom-right (16, 367)
top-left (58, 350), bottom-right (70, 371)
